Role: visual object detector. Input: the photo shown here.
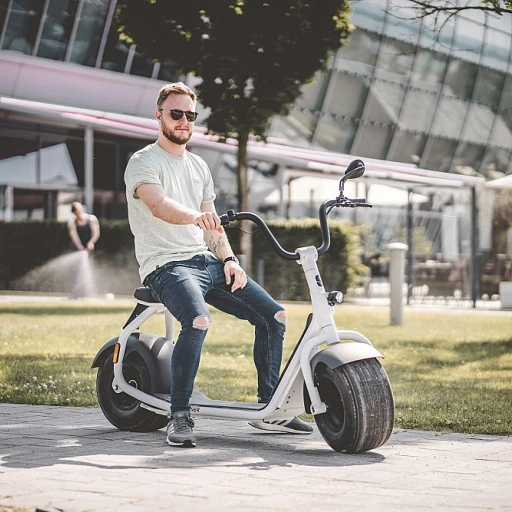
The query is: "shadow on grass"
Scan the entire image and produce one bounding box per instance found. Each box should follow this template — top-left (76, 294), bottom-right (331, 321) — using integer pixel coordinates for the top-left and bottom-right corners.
top-left (455, 337), bottom-right (512, 360)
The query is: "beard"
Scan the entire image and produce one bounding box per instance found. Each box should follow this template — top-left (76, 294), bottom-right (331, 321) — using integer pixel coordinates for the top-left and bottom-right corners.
top-left (161, 121), bottom-right (192, 145)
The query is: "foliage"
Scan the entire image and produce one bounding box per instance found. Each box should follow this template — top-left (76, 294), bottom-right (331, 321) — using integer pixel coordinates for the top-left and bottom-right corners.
top-left (225, 218), bottom-right (367, 299)
top-left (116, 0), bottom-right (351, 141)
top-left (1, 301), bottom-right (511, 436)
top-left (0, 219), bottom-right (365, 299)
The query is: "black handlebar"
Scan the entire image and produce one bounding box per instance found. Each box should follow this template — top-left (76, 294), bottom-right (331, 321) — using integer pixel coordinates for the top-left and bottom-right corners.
top-left (220, 196), bottom-right (372, 261)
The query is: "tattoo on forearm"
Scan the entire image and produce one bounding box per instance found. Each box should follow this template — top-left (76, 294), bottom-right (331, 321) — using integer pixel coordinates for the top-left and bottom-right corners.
top-left (207, 233), bottom-right (227, 259)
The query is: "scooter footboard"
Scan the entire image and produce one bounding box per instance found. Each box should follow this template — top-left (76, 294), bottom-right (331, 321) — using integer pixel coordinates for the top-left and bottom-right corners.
top-left (310, 342), bottom-right (383, 372)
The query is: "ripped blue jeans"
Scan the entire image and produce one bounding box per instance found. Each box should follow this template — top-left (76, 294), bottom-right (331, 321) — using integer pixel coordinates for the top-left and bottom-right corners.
top-left (144, 253), bottom-right (286, 413)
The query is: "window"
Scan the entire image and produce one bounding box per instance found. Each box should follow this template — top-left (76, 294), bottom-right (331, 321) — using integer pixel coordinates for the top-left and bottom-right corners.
top-left (473, 66), bottom-right (505, 108)
top-left (420, 137), bottom-right (458, 172)
top-left (444, 59), bottom-right (478, 100)
top-left (314, 116), bottom-right (357, 154)
top-left (36, 0), bottom-right (79, 61)
top-left (451, 141), bottom-right (485, 175)
top-left (68, 0), bottom-right (110, 66)
top-left (1, 0), bottom-right (44, 54)
top-left (387, 130), bottom-right (426, 164)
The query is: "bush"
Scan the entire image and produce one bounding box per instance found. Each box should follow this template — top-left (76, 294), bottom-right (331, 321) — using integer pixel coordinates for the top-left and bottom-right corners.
top-left (0, 219), bottom-right (366, 299)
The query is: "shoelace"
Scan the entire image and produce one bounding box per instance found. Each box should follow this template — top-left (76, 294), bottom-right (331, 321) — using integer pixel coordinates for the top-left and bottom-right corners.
top-left (172, 415), bottom-right (194, 433)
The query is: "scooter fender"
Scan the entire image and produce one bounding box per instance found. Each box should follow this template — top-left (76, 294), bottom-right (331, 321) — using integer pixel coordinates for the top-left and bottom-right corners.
top-left (91, 333), bottom-right (173, 394)
top-left (310, 342), bottom-right (383, 372)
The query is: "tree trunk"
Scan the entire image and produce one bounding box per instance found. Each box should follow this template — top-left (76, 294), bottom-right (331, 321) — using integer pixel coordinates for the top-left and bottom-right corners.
top-left (237, 130), bottom-right (253, 275)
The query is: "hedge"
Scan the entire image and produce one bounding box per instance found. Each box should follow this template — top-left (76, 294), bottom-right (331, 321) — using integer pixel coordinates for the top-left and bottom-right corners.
top-left (0, 219), bottom-right (366, 299)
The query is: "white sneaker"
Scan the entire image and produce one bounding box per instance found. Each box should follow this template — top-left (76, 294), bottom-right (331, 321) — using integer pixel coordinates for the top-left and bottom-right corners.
top-left (248, 417), bottom-right (313, 434)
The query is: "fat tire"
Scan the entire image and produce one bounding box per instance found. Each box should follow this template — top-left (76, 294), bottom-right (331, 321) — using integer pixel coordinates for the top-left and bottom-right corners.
top-left (96, 353), bottom-right (168, 432)
top-left (313, 358), bottom-right (394, 453)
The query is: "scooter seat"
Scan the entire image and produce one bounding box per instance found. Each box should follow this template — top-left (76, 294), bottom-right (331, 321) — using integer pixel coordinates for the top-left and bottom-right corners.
top-left (134, 287), bottom-right (159, 304)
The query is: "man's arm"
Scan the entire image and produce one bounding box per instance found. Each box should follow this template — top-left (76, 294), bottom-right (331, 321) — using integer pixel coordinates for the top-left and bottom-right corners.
top-left (67, 219), bottom-right (84, 251)
top-left (201, 201), bottom-right (247, 292)
top-left (136, 183), bottom-right (222, 232)
top-left (87, 215), bottom-right (101, 251)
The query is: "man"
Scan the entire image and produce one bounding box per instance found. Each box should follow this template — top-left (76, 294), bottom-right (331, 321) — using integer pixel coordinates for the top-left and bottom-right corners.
top-left (68, 202), bottom-right (100, 253)
top-left (67, 202), bottom-right (100, 298)
top-left (125, 82), bottom-right (312, 448)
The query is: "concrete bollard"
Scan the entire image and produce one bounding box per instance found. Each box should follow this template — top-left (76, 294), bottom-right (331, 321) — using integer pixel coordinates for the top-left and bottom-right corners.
top-left (387, 243), bottom-right (408, 325)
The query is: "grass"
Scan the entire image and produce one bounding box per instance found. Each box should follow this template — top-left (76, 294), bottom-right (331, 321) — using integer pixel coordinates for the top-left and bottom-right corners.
top-left (0, 300), bottom-right (511, 436)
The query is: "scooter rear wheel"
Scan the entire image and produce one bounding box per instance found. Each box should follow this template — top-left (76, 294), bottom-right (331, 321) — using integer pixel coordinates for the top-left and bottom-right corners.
top-left (96, 353), bottom-right (168, 432)
top-left (313, 358), bottom-right (394, 453)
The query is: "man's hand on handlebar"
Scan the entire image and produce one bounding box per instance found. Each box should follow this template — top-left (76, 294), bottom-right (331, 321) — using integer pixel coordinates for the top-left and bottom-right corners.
top-left (224, 260), bottom-right (247, 293)
top-left (194, 211), bottom-right (223, 233)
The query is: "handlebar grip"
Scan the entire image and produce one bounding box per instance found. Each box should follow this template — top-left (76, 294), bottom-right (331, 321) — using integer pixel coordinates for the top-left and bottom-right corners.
top-left (351, 198), bottom-right (367, 203)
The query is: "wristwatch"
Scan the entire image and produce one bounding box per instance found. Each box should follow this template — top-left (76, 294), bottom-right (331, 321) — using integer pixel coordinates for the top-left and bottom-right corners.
top-left (223, 256), bottom-right (239, 265)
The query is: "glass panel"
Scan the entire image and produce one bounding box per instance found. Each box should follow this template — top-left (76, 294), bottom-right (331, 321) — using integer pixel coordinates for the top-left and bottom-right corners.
top-left (399, 88), bottom-right (437, 133)
top-left (130, 48), bottom-right (155, 78)
top-left (314, 116), bottom-right (356, 153)
top-left (473, 67), bottom-right (505, 108)
top-left (100, 33), bottom-right (129, 72)
top-left (486, 11), bottom-right (512, 33)
top-left (375, 37), bottom-right (415, 79)
top-left (350, 0), bottom-right (388, 34)
top-left (430, 96), bottom-right (467, 140)
top-left (421, 137), bottom-right (458, 172)
top-left (411, 49), bottom-right (448, 86)
top-left (322, 72), bottom-right (367, 119)
top-left (69, 0), bottom-right (110, 66)
top-left (451, 18), bottom-right (484, 65)
top-left (363, 81), bottom-right (397, 124)
top-left (294, 70), bottom-right (329, 112)
top-left (0, 1), bottom-right (8, 35)
top-left (444, 58), bottom-right (478, 100)
top-left (353, 124), bottom-right (393, 160)
top-left (479, 147), bottom-right (512, 178)
top-left (387, 131), bottom-right (426, 165)
top-left (481, 26), bottom-right (511, 72)
top-left (36, 0), bottom-right (79, 61)
top-left (337, 29), bottom-right (380, 69)
top-left (488, 114), bottom-right (512, 150)
top-left (1, 0), bottom-right (44, 53)
top-left (451, 141), bottom-right (485, 175)
top-left (462, 103), bottom-right (494, 145)
top-left (157, 61), bottom-right (179, 82)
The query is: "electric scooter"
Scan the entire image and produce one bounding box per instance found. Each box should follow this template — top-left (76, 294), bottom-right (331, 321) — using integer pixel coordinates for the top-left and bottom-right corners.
top-left (92, 159), bottom-right (395, 453)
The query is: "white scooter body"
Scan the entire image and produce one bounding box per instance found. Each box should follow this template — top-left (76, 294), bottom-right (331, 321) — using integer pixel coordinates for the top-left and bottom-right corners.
top-left (105, 244), bottom-right (382, 422)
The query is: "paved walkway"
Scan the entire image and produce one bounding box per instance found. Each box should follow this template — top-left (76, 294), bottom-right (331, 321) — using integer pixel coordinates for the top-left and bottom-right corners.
top-left (0, 404), bottom-right (511, 512)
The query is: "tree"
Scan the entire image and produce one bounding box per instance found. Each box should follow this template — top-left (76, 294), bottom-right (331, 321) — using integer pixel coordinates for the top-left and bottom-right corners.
top-left (400, 0), bottom-right (512, 25)
top-left (116, 0), bottom-right (351, 273)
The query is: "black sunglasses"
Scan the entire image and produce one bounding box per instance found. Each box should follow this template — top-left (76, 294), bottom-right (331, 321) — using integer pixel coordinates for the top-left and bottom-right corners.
top-left (159, 108), bottom-right (198, 122)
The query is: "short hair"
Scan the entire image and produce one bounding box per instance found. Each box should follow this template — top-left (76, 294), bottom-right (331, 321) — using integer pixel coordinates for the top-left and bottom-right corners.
top-left (71, 202), bottom-right (82, 213)
top-left (156, 82), bottom-right (197, 109)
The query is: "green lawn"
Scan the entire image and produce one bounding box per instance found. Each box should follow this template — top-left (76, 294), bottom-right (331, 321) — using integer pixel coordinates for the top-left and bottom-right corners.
top-left (1, 299), bottom-right (511, 435)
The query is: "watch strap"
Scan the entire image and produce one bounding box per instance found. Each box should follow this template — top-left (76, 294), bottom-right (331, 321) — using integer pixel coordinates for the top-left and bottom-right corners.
top-left (223, 256), bottom-right (239, 265)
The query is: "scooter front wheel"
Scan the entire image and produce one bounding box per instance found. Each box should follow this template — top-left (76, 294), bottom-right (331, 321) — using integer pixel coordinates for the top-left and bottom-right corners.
top-left (96, 353), bottom-right (168, 432)
top-left (313, 358), bottom-right (394, 453)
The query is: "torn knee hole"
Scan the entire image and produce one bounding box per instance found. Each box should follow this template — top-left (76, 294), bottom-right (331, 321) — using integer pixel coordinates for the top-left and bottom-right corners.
top-left (274, 310), bottom-right (287, 325)
top-left (192, 316), bottom-right (211, 330)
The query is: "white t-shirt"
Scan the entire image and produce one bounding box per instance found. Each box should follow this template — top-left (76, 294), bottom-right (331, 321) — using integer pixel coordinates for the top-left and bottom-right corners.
top-left (125, 143), bottom-right (216, 282)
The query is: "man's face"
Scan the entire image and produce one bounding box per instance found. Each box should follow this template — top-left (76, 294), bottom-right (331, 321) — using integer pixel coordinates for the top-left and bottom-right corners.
top-left (157, 94), bottom-right (196, 146)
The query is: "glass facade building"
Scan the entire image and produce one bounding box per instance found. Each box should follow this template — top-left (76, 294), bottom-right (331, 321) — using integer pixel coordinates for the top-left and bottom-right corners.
top-left (271, 0), bottom-right (512, 181)
top-left (0, 0), bottom-right (177, 80)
